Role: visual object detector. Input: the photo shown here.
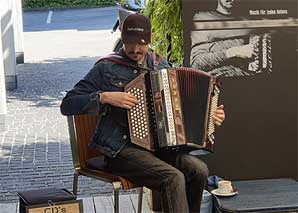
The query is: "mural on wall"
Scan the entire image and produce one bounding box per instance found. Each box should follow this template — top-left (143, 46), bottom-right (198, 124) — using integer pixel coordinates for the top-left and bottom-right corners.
top-left (182, 0), bottom-right (297, 77)
top-left (181, 0), bottom-right (298, 179)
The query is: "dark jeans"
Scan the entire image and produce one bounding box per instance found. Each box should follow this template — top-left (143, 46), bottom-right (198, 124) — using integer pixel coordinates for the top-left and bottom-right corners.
top-left (106, 144), bottom-right (209, 213)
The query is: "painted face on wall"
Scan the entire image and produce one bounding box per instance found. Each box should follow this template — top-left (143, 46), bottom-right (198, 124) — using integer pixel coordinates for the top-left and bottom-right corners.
top-left (218, 0), bottom-right (236, 10)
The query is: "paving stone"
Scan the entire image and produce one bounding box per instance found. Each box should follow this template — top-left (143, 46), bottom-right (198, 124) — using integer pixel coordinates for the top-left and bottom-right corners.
top-left (0, 7), bottom-right (121, 202)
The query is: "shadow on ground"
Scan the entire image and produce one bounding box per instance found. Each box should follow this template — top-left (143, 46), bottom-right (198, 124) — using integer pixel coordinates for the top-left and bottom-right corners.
top-left (0, 139), bottom-right (113, 202)
top-left (23, 7), bottom-right (118, 32)
top-left (8, 57), bottom-right (100, 108)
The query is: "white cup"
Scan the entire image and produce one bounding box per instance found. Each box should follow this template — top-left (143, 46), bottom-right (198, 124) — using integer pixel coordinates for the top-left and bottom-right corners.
top-left (217, 180), bottom-right (233, 194)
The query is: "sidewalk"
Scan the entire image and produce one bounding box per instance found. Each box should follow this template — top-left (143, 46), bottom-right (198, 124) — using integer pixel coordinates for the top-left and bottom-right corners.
top-left (0, 7), bottom-right (121, 202)
top-left (0, 191), bottom-right (154, 213)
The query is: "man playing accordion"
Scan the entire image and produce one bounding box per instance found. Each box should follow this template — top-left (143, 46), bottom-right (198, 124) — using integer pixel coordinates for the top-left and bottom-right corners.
top-left (61, 14), bottom-right (225, 213)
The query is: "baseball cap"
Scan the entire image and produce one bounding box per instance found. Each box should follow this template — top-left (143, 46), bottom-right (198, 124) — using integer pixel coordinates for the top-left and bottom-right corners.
top-left (121, 13), bottom-right (151, 45)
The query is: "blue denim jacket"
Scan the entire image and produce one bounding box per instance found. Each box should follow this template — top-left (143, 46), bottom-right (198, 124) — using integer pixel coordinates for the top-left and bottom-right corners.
top-left (60, 49), bottom-right (169, 157)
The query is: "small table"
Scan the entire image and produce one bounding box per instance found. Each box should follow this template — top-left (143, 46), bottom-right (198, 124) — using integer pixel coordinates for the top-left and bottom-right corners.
top-left (213, 178), bottom-right (298, 212)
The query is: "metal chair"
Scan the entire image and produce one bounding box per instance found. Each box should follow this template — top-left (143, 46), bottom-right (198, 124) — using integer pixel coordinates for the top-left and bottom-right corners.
top-left (67, 114), bottom-right (143, 213)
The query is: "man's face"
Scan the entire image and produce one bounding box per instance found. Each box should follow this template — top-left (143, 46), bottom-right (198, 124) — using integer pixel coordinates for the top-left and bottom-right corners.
top-left (218, 0), bottom-right (236, 10)
top-left (123, 43), bottom-right (149, 63)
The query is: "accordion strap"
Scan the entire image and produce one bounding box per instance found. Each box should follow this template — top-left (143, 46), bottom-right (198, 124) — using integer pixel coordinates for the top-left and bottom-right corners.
top-left (95, 52), bottom-right (163, 72)
top-left (95, 53), bottom-right (140, 70)
top-left (151, 52), bottom-right (163, 71)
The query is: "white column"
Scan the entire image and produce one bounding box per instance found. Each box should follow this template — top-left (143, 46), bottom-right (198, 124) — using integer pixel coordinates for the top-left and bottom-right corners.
top-left (12, 0), bottom-right (24, 64)
top-left (1, 0), bottom-right (17, 90)
top-left (0, 16), bottom-right (7, 132)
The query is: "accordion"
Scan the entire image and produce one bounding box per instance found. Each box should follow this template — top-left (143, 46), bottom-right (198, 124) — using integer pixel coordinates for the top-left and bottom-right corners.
top-left (248, 33), bottom-right (272, 74)
top-left (124, 67), bottom-right (220, 153)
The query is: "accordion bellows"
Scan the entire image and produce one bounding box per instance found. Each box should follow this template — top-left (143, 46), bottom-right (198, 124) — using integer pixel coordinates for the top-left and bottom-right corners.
top-left (125, 68), bottom-right (220, 153)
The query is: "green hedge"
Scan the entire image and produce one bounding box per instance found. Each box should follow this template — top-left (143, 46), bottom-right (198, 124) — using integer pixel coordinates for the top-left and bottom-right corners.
top-left (145, 0), bottom-right (183, 66)
top-left (23, 0), bottom-right (117, 9)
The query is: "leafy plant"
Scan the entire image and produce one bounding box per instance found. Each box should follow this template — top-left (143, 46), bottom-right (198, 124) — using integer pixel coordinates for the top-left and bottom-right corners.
top-left (145, 0), bottom-right (183, 66)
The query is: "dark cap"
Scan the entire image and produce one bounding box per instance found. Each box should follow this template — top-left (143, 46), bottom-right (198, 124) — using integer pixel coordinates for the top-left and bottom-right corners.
top-left (121, 13), bottom-right (151, 45)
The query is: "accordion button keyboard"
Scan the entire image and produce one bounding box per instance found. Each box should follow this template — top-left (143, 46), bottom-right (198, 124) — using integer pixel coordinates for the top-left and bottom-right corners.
top-left (127, 86), bottom-right (150, 141)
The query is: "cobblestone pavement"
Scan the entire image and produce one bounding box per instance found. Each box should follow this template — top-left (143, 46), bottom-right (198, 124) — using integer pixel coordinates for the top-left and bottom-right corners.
top-left (0, 7), bottom-right (123, 202)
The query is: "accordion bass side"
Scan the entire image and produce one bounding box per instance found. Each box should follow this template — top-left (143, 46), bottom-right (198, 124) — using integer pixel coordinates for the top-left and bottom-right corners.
top-left (124, 68), bottom-right (220, 153)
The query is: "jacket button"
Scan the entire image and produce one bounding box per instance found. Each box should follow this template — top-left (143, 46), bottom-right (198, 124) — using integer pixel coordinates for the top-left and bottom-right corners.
top-left (118, 81), bottom-right (123, 86)
top-left (133, 70), bottom-right (138, 74)
top-left (123, 135), bottom-right (127, 140)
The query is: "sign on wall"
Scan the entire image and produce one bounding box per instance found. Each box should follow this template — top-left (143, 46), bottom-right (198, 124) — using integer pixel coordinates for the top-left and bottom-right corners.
top-left (182, 0), bottom-right (298, 179)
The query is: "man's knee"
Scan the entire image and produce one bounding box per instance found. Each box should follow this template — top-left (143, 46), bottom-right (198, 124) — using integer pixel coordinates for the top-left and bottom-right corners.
top-left (181, 155), bottom-right (209, 180)
top-left (197, 160), bottom-right (209, 179)
top-left (190, 160), bottom-right (209, 182)
top-left (165, 169), bottom-right (186, 187)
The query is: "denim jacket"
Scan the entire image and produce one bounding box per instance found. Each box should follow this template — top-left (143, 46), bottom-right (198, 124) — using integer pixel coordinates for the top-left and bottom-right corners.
top-left (60, 49), bottom-right (169, 157)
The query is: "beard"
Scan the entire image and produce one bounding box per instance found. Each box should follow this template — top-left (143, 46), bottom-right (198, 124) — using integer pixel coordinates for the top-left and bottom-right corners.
top-left (128, 52), bottom-right (144, 61)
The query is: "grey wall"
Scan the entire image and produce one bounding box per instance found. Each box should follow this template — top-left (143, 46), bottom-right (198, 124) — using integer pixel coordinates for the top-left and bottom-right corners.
top-left (201, 70), bottom-right (297, 180)
top-left (182, 0), bottom-right (297, 180)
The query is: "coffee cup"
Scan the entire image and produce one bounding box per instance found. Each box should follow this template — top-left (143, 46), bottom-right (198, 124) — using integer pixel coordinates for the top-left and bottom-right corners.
top-left (217, 180), bottom-right (233, 194)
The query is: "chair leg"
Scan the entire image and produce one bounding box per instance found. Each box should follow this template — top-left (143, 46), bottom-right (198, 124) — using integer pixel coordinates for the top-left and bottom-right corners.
top-left (73, 171), bottom-right (79, 197)
top-left (113, 182), bottom-right (121, 213)
top-left (137, 187), bottom-right (143, 213)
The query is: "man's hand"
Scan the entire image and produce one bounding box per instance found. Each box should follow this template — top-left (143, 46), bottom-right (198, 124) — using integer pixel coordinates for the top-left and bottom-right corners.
top-left (213, 105), bottom-right (225, 126)
top-left (226, 44), bottom-right (255, 59)
top-left (100, 92), bottom-right (139, 109)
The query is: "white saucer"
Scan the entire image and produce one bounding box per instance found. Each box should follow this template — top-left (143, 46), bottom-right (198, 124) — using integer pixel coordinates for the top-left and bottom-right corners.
top-left (211, 188), bottom-right (238, 197)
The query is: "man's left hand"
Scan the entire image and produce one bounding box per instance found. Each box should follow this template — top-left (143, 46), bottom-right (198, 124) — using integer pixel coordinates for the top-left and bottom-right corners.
top-left (213, 105), bottom-right (225, 126)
